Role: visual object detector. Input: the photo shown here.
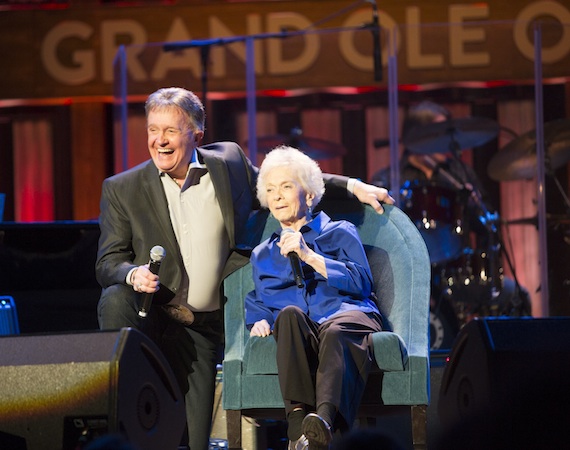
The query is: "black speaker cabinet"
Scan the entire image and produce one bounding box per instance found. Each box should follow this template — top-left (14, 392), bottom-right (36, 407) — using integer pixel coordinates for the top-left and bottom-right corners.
top-left (0, 328), bottom-right (186, 450)
top-left (438, 317), bottom-right (570, 427)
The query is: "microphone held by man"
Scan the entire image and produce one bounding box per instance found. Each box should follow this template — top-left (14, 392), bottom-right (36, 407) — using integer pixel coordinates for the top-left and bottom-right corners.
top-left (138, 245), bottom-right (166, 318)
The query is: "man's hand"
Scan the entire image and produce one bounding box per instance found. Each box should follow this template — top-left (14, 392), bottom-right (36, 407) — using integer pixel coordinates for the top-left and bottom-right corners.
top-left (352, 180), bottom-right (395, 214)
top-left (250, 319), bottom-right (271, 337)
top-left (131, 264), bottom-right (160, 293)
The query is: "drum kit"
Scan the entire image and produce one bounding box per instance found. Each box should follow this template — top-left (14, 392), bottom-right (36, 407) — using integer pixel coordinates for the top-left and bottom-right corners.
top-left (400, 116), bottom-right (570, 349)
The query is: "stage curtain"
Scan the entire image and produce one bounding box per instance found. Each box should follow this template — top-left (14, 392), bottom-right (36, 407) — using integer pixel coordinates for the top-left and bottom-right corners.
top-left (13, 119), bottom-right (54, 222)
top-left (497, 100), bottom-right (541, 316)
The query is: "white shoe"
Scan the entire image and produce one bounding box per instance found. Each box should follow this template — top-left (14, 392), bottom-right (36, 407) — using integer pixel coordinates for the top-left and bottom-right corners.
top-left (302, 413), bottom-right (333, 449)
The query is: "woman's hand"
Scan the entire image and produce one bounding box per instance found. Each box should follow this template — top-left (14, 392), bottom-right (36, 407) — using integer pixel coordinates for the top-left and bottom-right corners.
top-left (352, 180), bottom-right (395, 214)
top-left (278, 229), bottom-right (327, 278)
top-left (250, 319), bottom-right (272, 337)
top-left (278, 230), bottom-right (311, 261)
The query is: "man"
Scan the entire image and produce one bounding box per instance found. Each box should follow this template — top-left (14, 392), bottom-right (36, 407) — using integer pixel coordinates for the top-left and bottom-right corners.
top-left (95, 87), bottom-right (394, 450)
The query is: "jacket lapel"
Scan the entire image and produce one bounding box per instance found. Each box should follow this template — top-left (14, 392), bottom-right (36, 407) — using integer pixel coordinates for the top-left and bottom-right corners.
top-left (199, 148), bottom-right (236, 248)
top-left (140, 161), bottom-right (180, 254)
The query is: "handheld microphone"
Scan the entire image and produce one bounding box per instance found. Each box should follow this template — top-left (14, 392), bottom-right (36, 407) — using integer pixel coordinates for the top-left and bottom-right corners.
top-left (280, 229), bottom-right (304, 288)
top-left (138, 245), bottom-right (166, 318)
top-left (368, 0), bottom-right (382, 82)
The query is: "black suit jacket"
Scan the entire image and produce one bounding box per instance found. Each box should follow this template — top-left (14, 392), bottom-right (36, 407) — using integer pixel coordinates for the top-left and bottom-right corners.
top-left (96, 141), bottom-right (257, 304)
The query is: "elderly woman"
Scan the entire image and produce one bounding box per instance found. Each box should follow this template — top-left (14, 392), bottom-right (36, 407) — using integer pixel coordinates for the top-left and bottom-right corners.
top-left (245, 146), bottom-right (384, 450)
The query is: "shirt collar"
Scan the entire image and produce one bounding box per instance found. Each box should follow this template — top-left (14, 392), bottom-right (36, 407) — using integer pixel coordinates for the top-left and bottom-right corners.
top-left (270, 211), bottom-right (332, 242)
top-left (190, 148), bottom-right (206, 169)
top-left (158, 148), bottom-right (206, 178)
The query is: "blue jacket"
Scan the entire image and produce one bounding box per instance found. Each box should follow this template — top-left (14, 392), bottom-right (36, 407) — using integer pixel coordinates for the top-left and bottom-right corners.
top-left (245, 211), bottom-right (379, 327)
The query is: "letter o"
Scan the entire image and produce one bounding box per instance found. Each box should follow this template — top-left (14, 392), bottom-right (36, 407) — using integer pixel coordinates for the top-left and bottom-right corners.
top-left (339, 9), bottom-right (399, 72)
top-left (514, 1), bottom-right (570, 63)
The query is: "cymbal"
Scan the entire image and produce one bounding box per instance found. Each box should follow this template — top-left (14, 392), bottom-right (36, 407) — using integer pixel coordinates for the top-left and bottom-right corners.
top-left (487, 119), bottom-right (570, 181)
top-left (402, 117), bottom-right (500, 154)
top-left (250, 128), bottom-right (347, 160)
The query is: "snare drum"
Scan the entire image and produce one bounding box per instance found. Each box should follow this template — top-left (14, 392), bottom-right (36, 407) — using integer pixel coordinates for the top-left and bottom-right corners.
top-left (401, 181), bottom-right (466, 264)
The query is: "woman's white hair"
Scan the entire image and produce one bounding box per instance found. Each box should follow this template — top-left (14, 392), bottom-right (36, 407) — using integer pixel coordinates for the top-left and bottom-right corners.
top-left (257, 145), bottom-right (325, 209)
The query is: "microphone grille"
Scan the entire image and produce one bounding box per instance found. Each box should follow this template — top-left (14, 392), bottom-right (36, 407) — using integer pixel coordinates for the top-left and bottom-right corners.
top-left (150, 245), bottom-right (166, 262)
top-left (280, 228), bottom-right (295, 237)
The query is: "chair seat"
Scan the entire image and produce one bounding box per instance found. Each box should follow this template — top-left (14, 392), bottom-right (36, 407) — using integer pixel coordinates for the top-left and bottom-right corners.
top-left (244, 330), bottom-right (408, 376)
top-left (244, 335), bottom-right (278, 375)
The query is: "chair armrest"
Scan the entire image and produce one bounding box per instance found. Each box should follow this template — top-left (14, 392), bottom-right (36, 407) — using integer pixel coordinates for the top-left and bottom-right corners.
top-left (223, 263), bottom-right (253, 362)
top-left (372, 331), bottom-right (408, 372)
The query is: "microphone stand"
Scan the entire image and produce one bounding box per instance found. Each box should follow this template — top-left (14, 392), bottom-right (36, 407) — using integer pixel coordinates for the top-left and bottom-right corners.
top-left (161, 0), bottom-right (379, 161)
top-left (367, 0), bottom-right (382, 82)
top-left (199, 46), bottom-right (209, 107)
top-left (164, 35), bottom-right (250, 143)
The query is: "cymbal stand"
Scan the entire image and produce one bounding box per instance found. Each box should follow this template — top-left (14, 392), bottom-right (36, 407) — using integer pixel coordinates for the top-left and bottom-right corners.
top-left (545, 155), bottom-right (570, 214)
top-left (534, 25), bottom-right (549, 314)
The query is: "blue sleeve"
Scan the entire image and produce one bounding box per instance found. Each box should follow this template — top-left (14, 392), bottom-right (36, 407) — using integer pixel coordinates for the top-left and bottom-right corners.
top-left (244, 252), bottom-right (275, 328)
top-left (317, 221), bottom-right (373, 298)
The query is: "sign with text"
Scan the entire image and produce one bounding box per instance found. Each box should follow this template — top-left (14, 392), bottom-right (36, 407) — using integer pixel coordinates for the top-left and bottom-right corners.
top-left (1, 0), bottom-right (569, 99)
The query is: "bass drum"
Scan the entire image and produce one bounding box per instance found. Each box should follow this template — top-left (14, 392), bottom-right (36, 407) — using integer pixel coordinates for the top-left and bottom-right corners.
top-left (429, 295), bottom-right (460, 350)
top-left (401, 181), bottom-right (466, 264)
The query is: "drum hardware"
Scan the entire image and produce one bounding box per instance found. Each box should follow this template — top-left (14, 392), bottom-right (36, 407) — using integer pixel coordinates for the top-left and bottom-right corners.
top-left (429, 286), bottom-right (461, 350)
top-left (479, 210), bottom-right (500, 226)
top-left (402, 116), bottom-right (500, 155)
top-left (421, 152), bottom-right (492, 232)
top-left (250, 127), bottom-right (347, 160)
top-left (421, 214), bottom-right (437, 230)
top-left (373, 137), bottom-right (394, 149)
top-left (503, 214), bottom-right (570, 227)
top-left (401, 181), bottom-right (466, 264)
top-left (488, 118), bottom-right (570, 219)
top-left (396, 112), bottom-right (538, 346)
top-left (487, 118), bottom-right (570, 182)
top-left (429, 311), bottom-right (445, 350)
top-left (488, 119), bottom-right (570, 305)
top-left (437, 247), bottom-right (503, 290)
top-left (479, 211), bottom-right (502, 299)
top-left (428, 236), bottom-right (511, 349)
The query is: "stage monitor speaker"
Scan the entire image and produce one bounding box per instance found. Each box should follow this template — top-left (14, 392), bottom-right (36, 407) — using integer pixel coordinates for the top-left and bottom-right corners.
top-left (0, 327), bottom-right (186, 450)
top-left (438, 317), bottom-right (570, 428)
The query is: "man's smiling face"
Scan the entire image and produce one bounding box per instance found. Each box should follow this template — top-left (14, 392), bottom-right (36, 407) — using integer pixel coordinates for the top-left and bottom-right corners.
top-left (147, 107), bottom-right (203, 179)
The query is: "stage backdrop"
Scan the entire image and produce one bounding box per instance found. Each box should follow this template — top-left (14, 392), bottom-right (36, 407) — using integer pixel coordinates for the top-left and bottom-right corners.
top-left (0, 0), bottom-right (569, 100)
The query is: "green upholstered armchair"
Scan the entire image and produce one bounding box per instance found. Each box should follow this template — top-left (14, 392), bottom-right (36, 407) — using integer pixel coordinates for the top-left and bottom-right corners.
top-left (222, 199), bottom-right (431, 449)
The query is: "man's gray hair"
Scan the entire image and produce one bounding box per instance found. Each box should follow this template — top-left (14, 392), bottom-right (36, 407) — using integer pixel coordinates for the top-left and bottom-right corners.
top-left (145, 87), bottom-right (206, 131)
